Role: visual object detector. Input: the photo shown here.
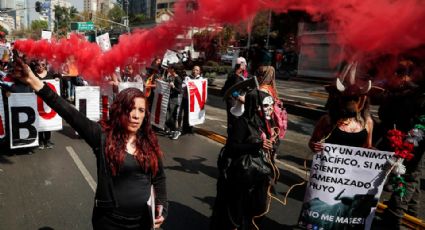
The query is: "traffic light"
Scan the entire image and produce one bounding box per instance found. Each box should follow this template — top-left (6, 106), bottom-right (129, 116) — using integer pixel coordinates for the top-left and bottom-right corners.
top-left (35, 1), bottom-right (41, 12)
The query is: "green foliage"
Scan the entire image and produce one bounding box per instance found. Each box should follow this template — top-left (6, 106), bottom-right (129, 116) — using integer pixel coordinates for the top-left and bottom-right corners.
top-left (129, 13), bottom-right (147, 26)
top-left (204, 72), bottom-right (217, 86)
top-left (0, 25), bottom-right (8, 35)
top-left (54, 5), bottom-right (79, 36)
top-left (203, 62), bottom-right (232, 75)
top-left (31, 20), bottom-right (48, 31)
top-left (108, 5), bottom-right (126, 23)
top-left (204, 60), bottom-right (219, 67)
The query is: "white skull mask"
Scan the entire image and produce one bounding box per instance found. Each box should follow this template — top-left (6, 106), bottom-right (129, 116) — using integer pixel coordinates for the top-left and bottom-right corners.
top-left (262, 96), bottom-right (274, 120)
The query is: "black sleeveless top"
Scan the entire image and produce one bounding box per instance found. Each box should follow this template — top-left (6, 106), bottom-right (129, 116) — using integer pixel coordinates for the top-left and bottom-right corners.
top-left (325, 127), bottom-right (368, 147)
top-left (113, 153), bottom-right (151, 216)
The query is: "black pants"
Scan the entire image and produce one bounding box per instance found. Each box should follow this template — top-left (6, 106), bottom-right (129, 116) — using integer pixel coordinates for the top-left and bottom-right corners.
top-left (38, 131), bottom-right (51, 145)
top-left (165, 98), bottom-right (180, 131)
top-left (92, 208), bottom-right (151, 230)
top-left (178, 98), bottom-right (192, 133)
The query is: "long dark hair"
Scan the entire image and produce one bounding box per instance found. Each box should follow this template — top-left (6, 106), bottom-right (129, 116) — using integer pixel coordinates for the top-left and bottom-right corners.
top-left (100, 88), bottom-right (162, 176)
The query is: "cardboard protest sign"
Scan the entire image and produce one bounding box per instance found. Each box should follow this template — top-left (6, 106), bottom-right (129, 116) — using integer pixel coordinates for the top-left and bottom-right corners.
top-left (118, 82), bottom-right (144, 93)
top-left (299, 144), bottom-right (393, 230)
top-left (8, 93), bottom-right (39, 149)
top-left (161, 49), bottom-right (180, 67)
top-left (75, 86), bottom-right (100, 121)
top-left (96, 32), bottom-right (112, 52)
top-left (0, 88), bottom-right (5, 139)
top-left (150, 80), bottom-right (170, 129)
top-left (187, 79), bottom-right (207, 126)
top-left (37, 80), bottom-right (62, 131)
top-left (41, 31), bottom-right (52, 42)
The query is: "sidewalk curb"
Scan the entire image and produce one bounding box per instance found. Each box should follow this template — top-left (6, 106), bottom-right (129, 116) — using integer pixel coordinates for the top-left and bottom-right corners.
top-left (208, 87), bottom-right (326, 121)
top-left (194, 127), bottom-right (425, 229)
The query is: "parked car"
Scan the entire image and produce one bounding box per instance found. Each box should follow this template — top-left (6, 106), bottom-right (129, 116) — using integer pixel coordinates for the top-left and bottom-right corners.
top-left (220, 51), bottom-right (235, 64)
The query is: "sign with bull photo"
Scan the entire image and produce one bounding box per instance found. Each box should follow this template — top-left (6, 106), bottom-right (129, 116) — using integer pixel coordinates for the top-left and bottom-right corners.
top-left (299, 143), bottom-right (393, 230)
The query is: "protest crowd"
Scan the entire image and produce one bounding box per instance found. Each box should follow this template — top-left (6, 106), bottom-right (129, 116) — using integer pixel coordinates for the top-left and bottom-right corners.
top-left (0, 23), bottom-right (424, 230)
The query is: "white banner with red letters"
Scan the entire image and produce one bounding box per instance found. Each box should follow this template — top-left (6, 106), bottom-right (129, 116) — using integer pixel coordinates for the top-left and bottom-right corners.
top-left (37, 80), bottom-right (62, 132)
top-left (0, 88), bottom-right (6, 139)
top-left (187, 79), bottom-right (207, 126)
top-left (8, 93), bottom-right (39, 149)
top-left (150, 80), bottom-right (170, 129)
top-left (75, 86), bottom-right (100, 122)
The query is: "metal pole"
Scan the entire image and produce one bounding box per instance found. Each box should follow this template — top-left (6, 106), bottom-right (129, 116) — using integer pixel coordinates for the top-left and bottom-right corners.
top-left (266, 10), bottom-right (272, 48)
top-left (48, 0), bottom-right (52, 31)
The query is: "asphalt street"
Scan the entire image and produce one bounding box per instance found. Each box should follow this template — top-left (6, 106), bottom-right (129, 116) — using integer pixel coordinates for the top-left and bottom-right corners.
top-left (0, 77), bottom-right (424, 229)
top-left (0, 122), bottom-right (305, 230)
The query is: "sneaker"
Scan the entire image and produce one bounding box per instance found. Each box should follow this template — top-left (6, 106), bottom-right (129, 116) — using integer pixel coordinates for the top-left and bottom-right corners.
top-left (45, 141), bottom-right (54, 149)
top-left (38, 145), bottom-right (45, 150)
top-left (168, 131), bottom-right (175, 138)
top-left (171, 131), bottom-right (181, 140)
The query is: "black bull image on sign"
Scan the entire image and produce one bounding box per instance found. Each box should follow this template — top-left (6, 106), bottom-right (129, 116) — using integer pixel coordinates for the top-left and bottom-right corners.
top-left (300, 189), bottom-right (378, 230)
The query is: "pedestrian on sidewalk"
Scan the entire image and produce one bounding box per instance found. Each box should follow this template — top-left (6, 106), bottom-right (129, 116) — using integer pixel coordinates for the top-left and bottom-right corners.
top-left (11, 59), bottom-right (168, 230)
top-left (210, 89), bottom-right (280, 230)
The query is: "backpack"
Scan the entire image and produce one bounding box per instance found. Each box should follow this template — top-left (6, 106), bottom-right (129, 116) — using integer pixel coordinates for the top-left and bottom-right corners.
top-left (273, 99), bottom-right (288, 140)
top-left (259, 85), bottom-right (287, 140)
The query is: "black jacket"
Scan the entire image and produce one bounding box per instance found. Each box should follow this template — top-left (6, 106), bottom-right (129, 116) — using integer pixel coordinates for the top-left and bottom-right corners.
top-left (36, 84), bottom-right (168, 215)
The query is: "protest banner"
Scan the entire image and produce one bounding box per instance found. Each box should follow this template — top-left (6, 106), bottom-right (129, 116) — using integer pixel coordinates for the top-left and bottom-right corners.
top-left (118, 82), bottom-right (144, 93)
top-left (150, 80), bottom-right (170, 129)
top-left (96, 32), bottom-right (112, 52)
top-left (41, 31), bottom-right (52, 42)
top-left (161, 49), bottom-right (180, 67)
top-left (37, 80), bottom-right (62, 132)
top-left (0, 88), bottom-right (5, 139)
top-left (8, 93), bottom-right (39, 149)
top-left (75, 86), bottom-right (100, 121)
top-left (299, 143), bottom-right (393, 230)
top-left (187, 79), bottom-right (207, 126)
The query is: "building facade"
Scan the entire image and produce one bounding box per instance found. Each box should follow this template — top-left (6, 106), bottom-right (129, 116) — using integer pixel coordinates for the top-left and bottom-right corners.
top-left (84, 0), bottom-right (111, 13)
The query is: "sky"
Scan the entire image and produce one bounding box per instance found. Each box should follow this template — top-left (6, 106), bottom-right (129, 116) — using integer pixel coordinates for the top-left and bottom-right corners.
top-left (68, 0), bottom-right (83, 11)
top-left (29, 0), bottom-right (84, 24)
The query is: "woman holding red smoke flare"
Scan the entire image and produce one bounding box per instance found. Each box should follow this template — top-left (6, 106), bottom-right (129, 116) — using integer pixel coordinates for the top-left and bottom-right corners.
top-left (10, 58), bottom-right (167, 230)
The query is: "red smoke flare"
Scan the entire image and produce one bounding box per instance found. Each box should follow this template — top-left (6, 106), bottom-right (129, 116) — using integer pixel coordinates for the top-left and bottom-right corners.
top-left (14, 0), bottom-right (425, 82)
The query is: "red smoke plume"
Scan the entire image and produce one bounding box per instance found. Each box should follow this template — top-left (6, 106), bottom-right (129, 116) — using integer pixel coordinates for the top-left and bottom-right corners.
top-left (14, 0), bottom-right (425, 81)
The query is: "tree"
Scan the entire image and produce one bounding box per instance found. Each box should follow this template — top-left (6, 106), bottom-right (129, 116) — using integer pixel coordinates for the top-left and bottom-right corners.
top-left (129, 13), bottom-right (148, 26)
top-left (108, 5), bottom-right (126, 23)
top-left (54, 6), bottom-right (79, 37)
top-left (30, 20), bottom-right (49, 39)
top-left (0, 25), bottom-right (7, 35)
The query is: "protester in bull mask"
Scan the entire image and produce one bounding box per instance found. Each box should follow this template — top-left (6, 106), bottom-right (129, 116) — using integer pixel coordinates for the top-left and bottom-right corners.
top-left (309, 62), bottom-right (374, 153)
top-left (11, 58), bottom-right (168, 230)
top-left (211, 88), bottom-right (279, 230)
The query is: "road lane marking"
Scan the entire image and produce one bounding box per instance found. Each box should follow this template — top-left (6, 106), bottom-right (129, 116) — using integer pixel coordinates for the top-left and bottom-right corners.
top-left (66, 146), bottom-right (96, 192)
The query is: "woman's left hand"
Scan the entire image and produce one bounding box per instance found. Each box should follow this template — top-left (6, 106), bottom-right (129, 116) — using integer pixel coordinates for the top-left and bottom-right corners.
top-left (154, 215), bottom-right (164, 229)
